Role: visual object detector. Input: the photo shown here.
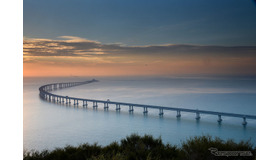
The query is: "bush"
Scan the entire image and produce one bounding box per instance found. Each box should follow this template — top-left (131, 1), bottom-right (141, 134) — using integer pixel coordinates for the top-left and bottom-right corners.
top-left (182, 135), bottom-right (255, 160)
top-left (24, 134), bottom-right (255, 160)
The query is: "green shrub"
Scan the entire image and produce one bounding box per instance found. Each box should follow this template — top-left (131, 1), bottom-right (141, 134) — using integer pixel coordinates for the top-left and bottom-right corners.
top-left (24, 134), bottom-right (255, 160)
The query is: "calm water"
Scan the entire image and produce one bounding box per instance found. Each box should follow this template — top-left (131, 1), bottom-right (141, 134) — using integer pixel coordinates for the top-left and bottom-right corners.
top-left (23, 76), bottom-right (256, 151)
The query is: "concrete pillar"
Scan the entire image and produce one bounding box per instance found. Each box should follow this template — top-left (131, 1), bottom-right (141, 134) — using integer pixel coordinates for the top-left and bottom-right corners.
top-left (93, 101), bottom-right (98, 108)
top-left (116, 104), bottom-right (121, 111)
top-left (195, 111), bottom-right (201, 120)
top-left (242, 117), bottom-right (247, 126)
top-left (104, 103), bottom-right (109, 110)
top-left (83, 100), bottom-right (88, 107)
top-left (143, 107), bottom-right (148, 114)
top-left (129, 105), bottom-right (134, 112)
top-left (176, 110), bottom-right (181, 118)
top-left (159, 108), bottom-right (164, 116)
top-left (217, 115), bottom-right (222, 123)
top-left (65, 97), bottom-right (68, 104)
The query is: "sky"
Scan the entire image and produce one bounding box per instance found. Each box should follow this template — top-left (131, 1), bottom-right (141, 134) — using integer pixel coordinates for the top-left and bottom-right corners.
top-left (23, 0), bottom-right (256, 77)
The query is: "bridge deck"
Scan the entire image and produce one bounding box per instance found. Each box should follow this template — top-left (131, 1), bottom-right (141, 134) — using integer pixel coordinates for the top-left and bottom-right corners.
top-left (39, 80), bottom-right (256, 121)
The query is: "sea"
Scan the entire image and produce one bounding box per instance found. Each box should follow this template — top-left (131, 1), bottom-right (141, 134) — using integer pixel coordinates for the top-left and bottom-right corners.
top-left (23, 75), bottom-right (256, 151)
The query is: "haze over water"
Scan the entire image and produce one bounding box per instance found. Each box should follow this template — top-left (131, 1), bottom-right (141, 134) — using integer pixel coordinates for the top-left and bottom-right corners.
top-left (23, 76), bottom-right (256, 151)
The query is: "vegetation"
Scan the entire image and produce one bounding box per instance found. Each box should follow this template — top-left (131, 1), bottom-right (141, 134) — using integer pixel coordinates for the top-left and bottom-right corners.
top-left (24, 134), bottom-right (255, 160)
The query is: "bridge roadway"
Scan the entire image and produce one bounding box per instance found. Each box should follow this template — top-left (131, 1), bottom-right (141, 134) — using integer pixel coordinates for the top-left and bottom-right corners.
top-left (39, 79), bottom-right (256, 126)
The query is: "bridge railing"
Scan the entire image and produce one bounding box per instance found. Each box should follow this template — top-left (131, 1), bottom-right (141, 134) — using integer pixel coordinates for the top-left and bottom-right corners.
top-left (39, 79), bottom-right (256, 126)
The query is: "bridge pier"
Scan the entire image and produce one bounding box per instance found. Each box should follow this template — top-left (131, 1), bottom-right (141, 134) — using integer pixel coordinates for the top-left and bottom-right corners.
top-left (242, 117), bottom-right (247, 126)
top-left (195, 111), bottom-right (201, 120)
top-left (93, 101), bottom-right (98, 108)
top-left (159, 108), bottom-right (164, 116)
top-left (39, 80), bottom-right (255, 126)
top-left (83, 100), bottom-right (88, 107)
top-left (73, 99), bottom-right (78, 106)
top-left (116, 104), bottom-right (121, 111)
top-left (217, 115), bottom-right (222, 123)
top-left (143, 107), bottom-right (148, 114)
top-left (176, 110), bottom-right (181, 118)
top-left (104, 103), bottom-right (109, 110)
top-left (129, 105), bottom-right (134, 112)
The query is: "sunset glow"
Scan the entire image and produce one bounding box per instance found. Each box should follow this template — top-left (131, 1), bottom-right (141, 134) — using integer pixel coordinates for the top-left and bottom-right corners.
top-left (23, 37), bottom-right (255, 77)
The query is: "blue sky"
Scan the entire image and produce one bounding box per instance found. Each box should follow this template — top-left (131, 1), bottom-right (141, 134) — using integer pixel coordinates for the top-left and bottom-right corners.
top-left (23, 0), bottom-right (256, 77)
top-left (24, 0), bottom-right (256, 46)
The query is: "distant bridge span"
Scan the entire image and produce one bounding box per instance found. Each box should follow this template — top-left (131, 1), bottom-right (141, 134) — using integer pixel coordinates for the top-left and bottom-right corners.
top-left (39, 79), bottom-right (256, 126)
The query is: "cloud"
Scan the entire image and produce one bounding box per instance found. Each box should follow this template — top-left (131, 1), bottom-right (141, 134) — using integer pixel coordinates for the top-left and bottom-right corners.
top-left (23, 57), bottom-right (37, 63)
top-left (23, 37), bottom-right (102, 57)
top-left (23, 36), bottom-right (256, 76)
top-left (57, 36), bottom-right (93, 42)
top-left (23, 36), bottom-right (256, 58)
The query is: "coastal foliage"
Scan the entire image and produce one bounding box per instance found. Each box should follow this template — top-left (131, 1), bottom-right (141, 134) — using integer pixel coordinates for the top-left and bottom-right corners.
top-left (23, 134), bottom-right (255, 160)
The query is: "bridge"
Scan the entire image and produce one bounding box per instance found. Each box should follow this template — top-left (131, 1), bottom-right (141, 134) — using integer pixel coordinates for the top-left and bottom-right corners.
top-left (39, 79), bottom-right (256, 126)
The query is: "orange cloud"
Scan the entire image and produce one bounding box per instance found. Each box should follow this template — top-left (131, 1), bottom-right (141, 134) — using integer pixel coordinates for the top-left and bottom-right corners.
top-left (23, 36), bottom-right (256, 77)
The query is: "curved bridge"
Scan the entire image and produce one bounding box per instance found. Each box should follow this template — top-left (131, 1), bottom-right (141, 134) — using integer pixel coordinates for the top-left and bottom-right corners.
top-left (39, 79), bottom-right (256, 126)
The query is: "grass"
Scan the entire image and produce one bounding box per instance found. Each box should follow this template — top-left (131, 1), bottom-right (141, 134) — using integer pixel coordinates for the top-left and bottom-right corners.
top-left (24, 134), bottom-right (255, 160)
